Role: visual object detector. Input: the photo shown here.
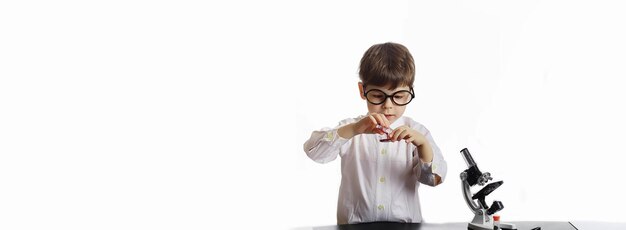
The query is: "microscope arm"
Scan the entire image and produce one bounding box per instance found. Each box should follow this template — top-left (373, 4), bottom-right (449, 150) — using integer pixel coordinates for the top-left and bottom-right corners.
top-left (461, 173), bottom-right (482, 214)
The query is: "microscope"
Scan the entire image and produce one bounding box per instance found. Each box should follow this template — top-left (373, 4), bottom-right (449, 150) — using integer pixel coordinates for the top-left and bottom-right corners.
top-left (460, 148), bottom-right (512, 230)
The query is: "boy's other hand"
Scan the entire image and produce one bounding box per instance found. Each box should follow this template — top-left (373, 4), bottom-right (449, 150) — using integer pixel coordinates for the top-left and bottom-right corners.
top-left (390, 125), bottom-right (433, 162)
top-left (389, 125), bottom-right (427, 147)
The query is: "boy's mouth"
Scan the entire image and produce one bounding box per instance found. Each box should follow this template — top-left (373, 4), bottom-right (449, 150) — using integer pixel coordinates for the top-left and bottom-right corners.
top-left (384, 114), bottom-right (394, 119)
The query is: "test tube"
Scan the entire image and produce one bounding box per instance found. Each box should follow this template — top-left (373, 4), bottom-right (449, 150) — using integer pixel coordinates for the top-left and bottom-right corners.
top-left (376, 125), bottom-right (393, 142)
top-left (375, 125), bottom-right (392, 134)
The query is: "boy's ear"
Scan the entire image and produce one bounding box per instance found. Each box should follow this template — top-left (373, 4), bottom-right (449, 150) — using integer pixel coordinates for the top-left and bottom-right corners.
top-left (358, 82), bottom-right (366, 100)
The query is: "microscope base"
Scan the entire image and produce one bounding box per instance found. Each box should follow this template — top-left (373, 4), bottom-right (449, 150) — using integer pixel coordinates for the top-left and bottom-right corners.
top-left (467, 210), bottom-right (496, 230)
top-left (468, 222), bottom-right (495, 230)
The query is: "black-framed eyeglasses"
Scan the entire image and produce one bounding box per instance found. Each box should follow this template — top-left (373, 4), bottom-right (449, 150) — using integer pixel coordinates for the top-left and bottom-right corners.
top-left (363, 87), bottom-right (415, 106)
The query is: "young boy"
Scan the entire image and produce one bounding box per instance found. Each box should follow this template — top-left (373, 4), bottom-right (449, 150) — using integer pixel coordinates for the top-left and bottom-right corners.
top-left (303, 42), bottom-right (447, 224)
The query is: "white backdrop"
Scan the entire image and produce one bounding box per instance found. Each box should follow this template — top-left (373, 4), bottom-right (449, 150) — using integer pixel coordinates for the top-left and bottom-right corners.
top-left (1, 1), bottom-right (625, 230)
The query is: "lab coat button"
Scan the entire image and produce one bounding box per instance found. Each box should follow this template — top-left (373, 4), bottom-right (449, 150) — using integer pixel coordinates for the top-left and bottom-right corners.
top-left (379, 177), bottom-right (385, 183)
top-left (377, 205), bottom-right (384, 210)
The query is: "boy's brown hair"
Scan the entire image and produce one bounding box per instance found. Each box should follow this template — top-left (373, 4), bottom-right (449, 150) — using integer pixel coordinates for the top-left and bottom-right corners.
top-left (359, 42), bottom-right (415, 90)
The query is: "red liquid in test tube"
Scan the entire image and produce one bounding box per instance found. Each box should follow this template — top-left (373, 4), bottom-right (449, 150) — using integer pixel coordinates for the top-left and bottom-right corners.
top-left (377, 125), bottom-right (393, 142)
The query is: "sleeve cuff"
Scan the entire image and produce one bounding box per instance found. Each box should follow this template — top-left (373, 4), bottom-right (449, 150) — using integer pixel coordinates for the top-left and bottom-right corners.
top-left (417, 157), bottom-right (447, 185)
top-left (419, 159), bottom-right (434, 174)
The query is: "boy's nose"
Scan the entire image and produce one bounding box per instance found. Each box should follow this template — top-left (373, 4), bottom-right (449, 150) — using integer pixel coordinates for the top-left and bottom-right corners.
top-left (382, 97), bottom-right (394, 108)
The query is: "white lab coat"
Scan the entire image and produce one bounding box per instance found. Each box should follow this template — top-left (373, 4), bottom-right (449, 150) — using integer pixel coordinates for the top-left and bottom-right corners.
top-left (304, 115), bottom-right (447, 224)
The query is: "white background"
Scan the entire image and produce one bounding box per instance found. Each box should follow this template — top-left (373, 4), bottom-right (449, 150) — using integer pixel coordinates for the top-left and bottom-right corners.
top-left (1, 1), bottom-right (625, 230)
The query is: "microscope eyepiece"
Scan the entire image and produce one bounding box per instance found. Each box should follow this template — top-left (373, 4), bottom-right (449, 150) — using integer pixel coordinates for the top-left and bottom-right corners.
top-left (461, 148), bottom-right (477, 167)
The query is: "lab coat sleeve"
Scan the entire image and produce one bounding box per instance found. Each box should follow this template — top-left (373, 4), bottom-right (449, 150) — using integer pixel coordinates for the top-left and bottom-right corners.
top-left (303, 125), bottom-right (351, 164)
top-left (412, 127), bottom-right (447, 186)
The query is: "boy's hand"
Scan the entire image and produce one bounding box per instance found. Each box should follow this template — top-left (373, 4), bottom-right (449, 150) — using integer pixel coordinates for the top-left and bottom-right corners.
top-left (389, 125), bottom-right (427, 147)
top-left (338, 113), bottom-right (390, 139)
top-left (353, 113), bottom-right (390, 135)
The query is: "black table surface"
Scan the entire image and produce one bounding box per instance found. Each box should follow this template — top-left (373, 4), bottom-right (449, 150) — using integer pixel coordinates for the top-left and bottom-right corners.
top-left (311, 221), bottom-right (576, 230)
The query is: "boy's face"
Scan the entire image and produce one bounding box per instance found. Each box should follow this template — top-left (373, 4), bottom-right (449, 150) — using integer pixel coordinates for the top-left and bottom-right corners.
top-left (358, 83), bottom-right (413, 125)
